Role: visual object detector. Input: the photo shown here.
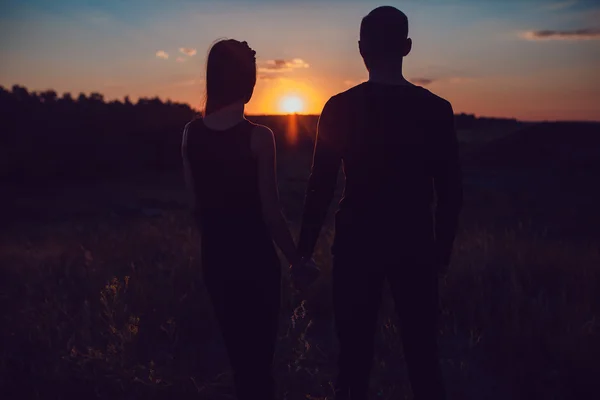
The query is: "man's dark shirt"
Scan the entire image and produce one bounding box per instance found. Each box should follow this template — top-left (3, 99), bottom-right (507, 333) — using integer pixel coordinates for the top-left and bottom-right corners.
top-left (297, 81), bottom-right (463, 265)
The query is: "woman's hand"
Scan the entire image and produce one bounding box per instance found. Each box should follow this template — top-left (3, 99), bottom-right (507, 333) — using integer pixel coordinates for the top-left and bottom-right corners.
top-left (290, 257), bottom-right (321, 292)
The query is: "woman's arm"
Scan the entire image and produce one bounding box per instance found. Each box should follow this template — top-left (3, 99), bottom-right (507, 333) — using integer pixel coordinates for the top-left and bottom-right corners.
top-left (251, 124), bottom-right (299, 266)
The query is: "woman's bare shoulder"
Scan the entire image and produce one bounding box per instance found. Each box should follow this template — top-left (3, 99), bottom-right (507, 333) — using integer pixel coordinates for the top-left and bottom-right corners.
top-left (250, 123), bottom-right (276, 156)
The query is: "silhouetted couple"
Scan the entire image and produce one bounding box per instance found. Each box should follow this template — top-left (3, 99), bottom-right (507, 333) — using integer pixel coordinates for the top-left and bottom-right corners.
top-left (181, 6), bottom-right (462, 400)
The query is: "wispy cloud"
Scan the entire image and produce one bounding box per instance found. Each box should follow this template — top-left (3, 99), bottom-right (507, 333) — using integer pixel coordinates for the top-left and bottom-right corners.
top-left (412, 76), bottom-right (476, 86)
top-left (544, 0), bottom-right (577, 11)
top-left (258, 58), bottom-right (310, 74)
top-left (176, 57), bottom-right (186, 63)
top-left (410, 77), bottom-right (434, 86)
top-left (179, 47), bottom-right (197, 56)
top-left (520, 28), bottom-right (600, 41)
top-left (258, 75), bottom-right (279, 80)
top-left (342, 76), bottom-right (471, 88)
top-left (155, 50), bottom-right (169, 60)
top-left (173, 78), bottom-right (203, 87)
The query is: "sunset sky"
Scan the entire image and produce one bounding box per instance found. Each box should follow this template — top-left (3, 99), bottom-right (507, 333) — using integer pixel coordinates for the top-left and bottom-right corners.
top-left (1, 0), bottom-right (599, 121)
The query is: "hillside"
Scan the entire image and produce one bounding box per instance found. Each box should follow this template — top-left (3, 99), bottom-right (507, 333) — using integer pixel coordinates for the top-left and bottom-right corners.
top-left (462, 122), bottom-right (600, 171)
top-left (461, 121), bottom-right (600, 239)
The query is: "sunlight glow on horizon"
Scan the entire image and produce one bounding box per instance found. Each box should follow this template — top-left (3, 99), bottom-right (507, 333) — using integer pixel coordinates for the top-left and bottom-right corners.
top-left (279, 95), bottom-right (305, 114)
top-left (248, 78), bottom-right (324, 115)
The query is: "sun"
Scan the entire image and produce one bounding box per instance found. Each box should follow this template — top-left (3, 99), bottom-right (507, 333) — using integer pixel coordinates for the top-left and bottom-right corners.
top-left (279, 95), bottom-right (304, 114)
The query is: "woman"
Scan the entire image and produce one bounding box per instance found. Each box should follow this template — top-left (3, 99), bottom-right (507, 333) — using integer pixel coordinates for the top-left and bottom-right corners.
top-left (180, 39), bottom-right (299, 399)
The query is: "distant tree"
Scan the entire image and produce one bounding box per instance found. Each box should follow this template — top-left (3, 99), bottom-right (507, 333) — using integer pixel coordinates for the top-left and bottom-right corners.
top-left (40, 90), bottom-right (58, 104)
top-left (61, 93), bottom-right (74, 103)
top-left (1, 85), bottom-right (196, 184)
top-left (1, 84), bottom-right (516, 185)
top-left (12, 85), bottom-right (30, 101)
top-left (89, 92), bottom-right (104, 103)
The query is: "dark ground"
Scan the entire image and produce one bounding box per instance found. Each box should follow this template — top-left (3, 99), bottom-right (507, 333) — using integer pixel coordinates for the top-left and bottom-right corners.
top-left (1, 120), bottom-right (600, 399)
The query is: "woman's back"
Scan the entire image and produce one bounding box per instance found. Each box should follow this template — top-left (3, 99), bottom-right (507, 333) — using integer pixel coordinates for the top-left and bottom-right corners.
top-left (183, 118), bottom-right (271, 252)
top-left (179, 39), bottom-right (297, 400)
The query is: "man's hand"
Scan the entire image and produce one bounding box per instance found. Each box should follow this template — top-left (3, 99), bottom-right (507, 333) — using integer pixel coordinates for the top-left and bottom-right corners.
top-left (437, 264), bottom-right (450, 288)
top-left (438, 263), bottom-right (450, 275)
top-left (290, 257), bottom-right (321, 292)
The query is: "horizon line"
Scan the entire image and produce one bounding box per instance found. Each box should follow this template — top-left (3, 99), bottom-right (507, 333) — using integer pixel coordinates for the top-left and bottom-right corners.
top-left (3, 84), bottom-right (599, 124)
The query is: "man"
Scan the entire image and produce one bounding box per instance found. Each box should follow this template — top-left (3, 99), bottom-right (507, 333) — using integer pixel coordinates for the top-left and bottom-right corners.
top-left (295, 6), bottom-right (463, 400)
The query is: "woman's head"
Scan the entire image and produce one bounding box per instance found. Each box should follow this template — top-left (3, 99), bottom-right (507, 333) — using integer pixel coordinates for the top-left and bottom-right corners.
top-left (204, 39), bottom-right (257, 116)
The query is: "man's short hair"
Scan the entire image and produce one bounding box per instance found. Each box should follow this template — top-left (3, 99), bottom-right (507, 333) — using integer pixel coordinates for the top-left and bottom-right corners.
top-left (360, 6), bottom-right (409, 59)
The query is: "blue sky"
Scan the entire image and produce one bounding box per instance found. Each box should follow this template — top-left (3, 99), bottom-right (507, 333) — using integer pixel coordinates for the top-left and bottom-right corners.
top-left (1, 0), bottom-right (599, 120)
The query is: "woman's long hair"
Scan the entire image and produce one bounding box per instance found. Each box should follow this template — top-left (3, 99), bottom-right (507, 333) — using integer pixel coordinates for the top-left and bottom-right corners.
top-left (203, 39), bottom-right (257, 116)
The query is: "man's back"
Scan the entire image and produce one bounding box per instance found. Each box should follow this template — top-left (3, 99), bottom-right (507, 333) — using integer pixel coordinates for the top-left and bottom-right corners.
top-left (334, 82), bottom-right (453, 216)
top-left (296, 7), bottom-right (460, 400)
top-left (298, 82), bottom-right (462, 262)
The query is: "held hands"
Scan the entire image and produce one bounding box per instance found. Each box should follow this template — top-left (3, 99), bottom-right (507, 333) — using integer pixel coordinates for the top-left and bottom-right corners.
top-left (438, 263), bottom-right (450, 276)
top-left (289, 256), bottom-right (321, 292)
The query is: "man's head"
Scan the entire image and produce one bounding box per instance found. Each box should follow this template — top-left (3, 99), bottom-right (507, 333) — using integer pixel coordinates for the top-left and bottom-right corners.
top-left (359, 6), bottom-right (412, 70)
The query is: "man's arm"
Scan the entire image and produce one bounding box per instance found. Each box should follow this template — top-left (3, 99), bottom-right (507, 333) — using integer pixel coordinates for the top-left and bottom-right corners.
top-left (433, 102), bottom-right (463, 270)
top-left (297, 97), bottom-right (344, 259)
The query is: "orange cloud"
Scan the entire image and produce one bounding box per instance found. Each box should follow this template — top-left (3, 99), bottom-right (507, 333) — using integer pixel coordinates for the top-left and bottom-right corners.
top-left (155, 50), bottom-right (169, 60)
top-left (258, 58), bottom-right (309, 74)
top-left (410, 77), bottom-right (434, 86)
top-left (520, 28), bottom-right (600, 41)
top-left (259, 75), bottom-right (281, 81)
top-left (173, 79), bottom-right (202, 87)
top-left (176, 57), bottom-right (186, 63)
top-left (179, 47), bottom-right (197, 56)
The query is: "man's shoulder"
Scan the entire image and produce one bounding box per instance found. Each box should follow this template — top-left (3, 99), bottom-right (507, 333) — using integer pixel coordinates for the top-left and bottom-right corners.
top-left (328, 82), bottom-right (368, 103)
top-left (415, 86), bottom-right (453, 111)
top-left (321, 83), bottom-right (369, 109)
top-left (328, 82), bottom-right (451, 109)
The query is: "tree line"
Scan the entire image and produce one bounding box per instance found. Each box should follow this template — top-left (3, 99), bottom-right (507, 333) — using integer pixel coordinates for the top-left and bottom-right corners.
top-left (1, 84), bottom-right (517, 185)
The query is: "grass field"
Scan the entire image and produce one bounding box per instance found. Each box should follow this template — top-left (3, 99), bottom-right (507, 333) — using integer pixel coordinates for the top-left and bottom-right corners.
top-left (2, 123), bottom-right (599, 400)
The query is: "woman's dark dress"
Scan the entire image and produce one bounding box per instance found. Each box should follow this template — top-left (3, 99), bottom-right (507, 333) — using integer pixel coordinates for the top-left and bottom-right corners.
top-left (184, 118), bottom-right (281, 399)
